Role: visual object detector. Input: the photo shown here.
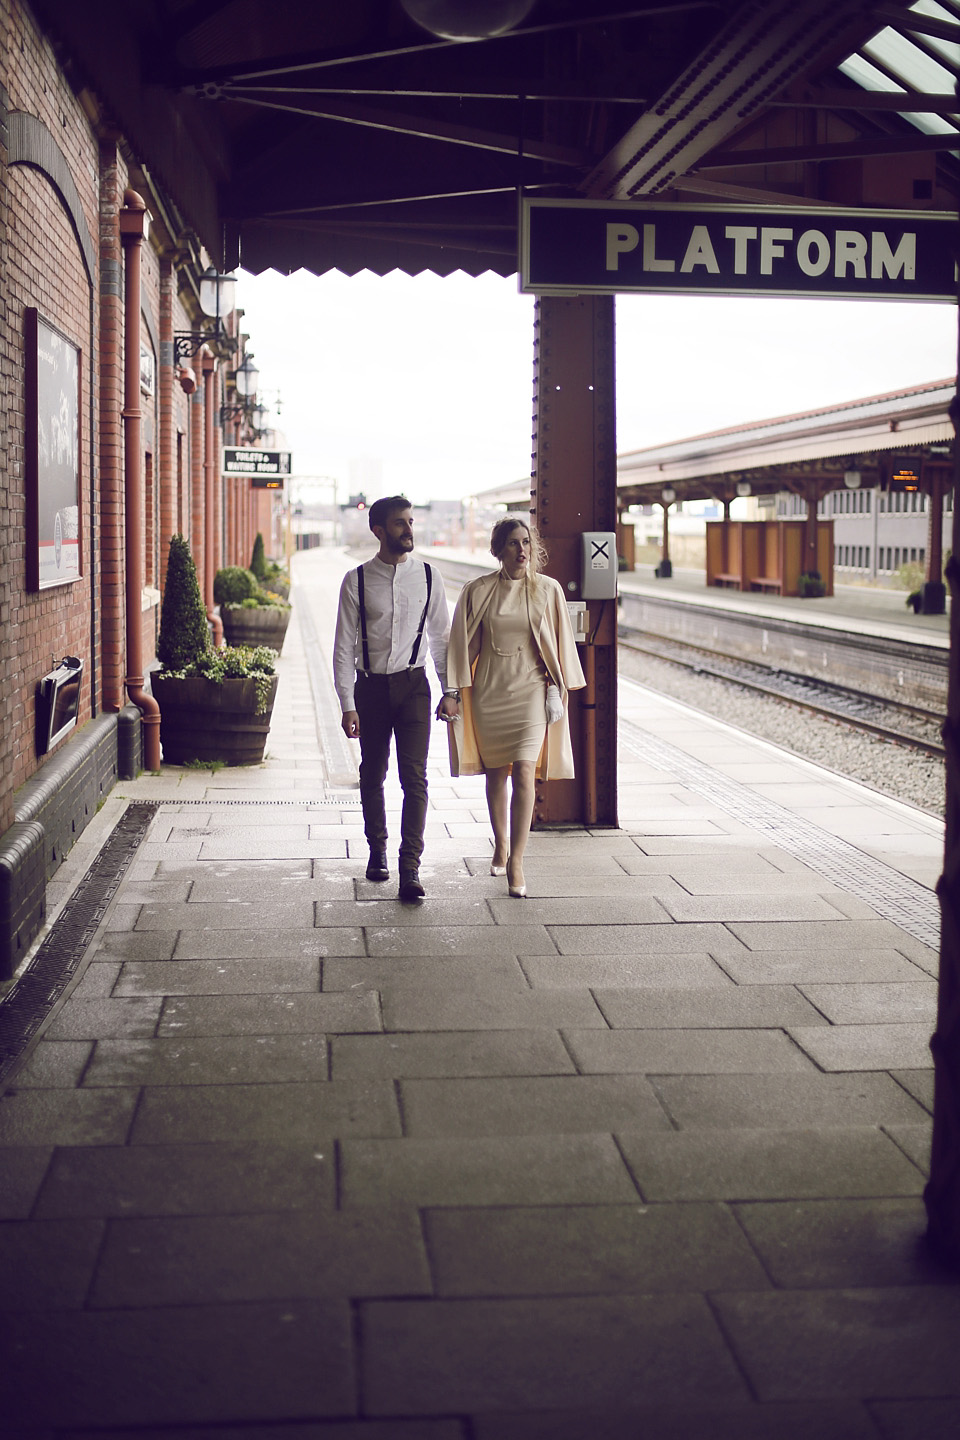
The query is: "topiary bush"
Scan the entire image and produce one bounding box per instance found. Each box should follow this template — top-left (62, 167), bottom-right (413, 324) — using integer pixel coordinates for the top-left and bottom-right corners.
top-left (214, 567), bottom-right (259, 606)
top-left (250, 533), bottom-right (268, 581)
top-left (158, 534), bottom-right (211, 669)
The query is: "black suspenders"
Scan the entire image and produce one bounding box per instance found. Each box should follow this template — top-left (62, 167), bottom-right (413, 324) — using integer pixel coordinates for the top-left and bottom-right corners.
top-left (356, 562), bottom-right (433, 675)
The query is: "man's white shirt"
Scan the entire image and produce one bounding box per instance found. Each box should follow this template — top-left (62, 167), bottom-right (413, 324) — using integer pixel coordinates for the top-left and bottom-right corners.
top-left (334, 555), bottom-right (451, 712)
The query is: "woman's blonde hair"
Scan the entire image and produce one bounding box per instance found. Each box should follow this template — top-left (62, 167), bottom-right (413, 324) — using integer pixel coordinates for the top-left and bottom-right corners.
top-left (490, 515), bottom-right (548, 583)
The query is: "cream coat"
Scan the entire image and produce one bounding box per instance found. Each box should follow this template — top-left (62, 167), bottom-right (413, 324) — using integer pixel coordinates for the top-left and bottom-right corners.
top-left (446, 569), bottom-right (586, 779)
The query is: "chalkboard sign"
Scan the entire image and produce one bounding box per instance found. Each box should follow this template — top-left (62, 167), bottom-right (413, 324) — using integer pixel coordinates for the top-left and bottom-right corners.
top-left (25, 309), bottom-right (82, 590)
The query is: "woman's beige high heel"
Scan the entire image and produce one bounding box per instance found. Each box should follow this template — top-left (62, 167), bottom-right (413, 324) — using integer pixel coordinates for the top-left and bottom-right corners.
top-left (490, 863), bottom-right (506, 877)
top-left (506, 857), bottom-right (526, 898)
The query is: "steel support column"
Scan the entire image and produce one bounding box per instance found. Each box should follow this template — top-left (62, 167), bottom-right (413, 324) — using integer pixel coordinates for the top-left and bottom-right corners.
top-left (530, 295), bottom-right (617, 828)
top-left (925, 368), bottom-right (960, 1266)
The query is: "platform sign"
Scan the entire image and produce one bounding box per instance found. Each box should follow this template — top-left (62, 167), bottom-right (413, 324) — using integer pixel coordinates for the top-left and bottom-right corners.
top-left (223, 448), bottom-right (292, 485)
top-left (520, 199), bottom-right (958, 302)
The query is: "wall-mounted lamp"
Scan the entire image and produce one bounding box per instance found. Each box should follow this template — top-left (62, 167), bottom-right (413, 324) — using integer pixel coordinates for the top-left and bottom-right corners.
top-left (843, 470), bottom-right (861, 489)
top-left (174, 267), bottom-right (238, 364)
top-left (736, 481), bottom-right (752, 498)
top-left (661, 486), bottom-right (676, 504)
top-left (234, 354), bottom-right (260, 398)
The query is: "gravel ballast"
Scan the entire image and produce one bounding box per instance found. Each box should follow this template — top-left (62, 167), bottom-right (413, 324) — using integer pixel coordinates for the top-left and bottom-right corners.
top-left (620, 649), bottom-right (946, 820)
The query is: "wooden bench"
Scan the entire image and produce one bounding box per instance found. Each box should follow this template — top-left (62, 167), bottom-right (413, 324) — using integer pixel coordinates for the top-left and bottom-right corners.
top-left (749, 576), bottom-right (782, 593)
top-left (711, 574), bottom-right (741, 588)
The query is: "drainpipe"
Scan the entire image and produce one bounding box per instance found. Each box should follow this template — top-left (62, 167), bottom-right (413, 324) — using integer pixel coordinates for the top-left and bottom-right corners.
top-left (119, 191), bottom-right (162, 770)
top-left (202, 349), bottom-right (224, 646)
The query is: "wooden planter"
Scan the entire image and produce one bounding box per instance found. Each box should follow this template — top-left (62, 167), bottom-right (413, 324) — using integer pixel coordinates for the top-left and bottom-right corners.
top-left (220, 605), bottom-right (291, 651)
top-left (152, 674), bottom-right (279, 766)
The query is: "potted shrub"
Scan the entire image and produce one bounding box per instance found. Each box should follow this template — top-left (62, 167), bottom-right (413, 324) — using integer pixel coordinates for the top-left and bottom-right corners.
top-left (251, 532), bottom-right (290, 600)
top-left (797, 570), bottom-right (826, 599)
top-left (152, 535), bottom-right (279, 765)
top-left (215, 564), bottom-right (292, 651)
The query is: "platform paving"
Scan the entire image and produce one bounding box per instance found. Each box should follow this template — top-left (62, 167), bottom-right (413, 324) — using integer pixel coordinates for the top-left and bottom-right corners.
top-left (0, 545), bottom-right (955, 1438)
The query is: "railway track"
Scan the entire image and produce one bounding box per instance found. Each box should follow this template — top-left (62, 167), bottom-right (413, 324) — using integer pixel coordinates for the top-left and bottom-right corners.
top-left (619, 629), bottom-right (946, 761)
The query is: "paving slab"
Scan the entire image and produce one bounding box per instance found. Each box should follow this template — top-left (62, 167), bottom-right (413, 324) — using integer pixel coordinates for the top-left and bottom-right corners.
top-left (787, 1023), bottom-right (934, 1072)
top-left (128, 1080), bottom-right (402, 1145)
top-left (158, 992), bottom-right (380, 1036)
top-left (331, 1032), bottom-right (576, 1080)
top-left (593, 984), bottom-right (827, 1029)
top-left (799, 982), bottom-right (939, 1025)
top-left (0, 1217), bottom-right (104, 1308)
top-left (382, 988), bottom-right (606, 1032)
top-left (488, 897), bottom-right (670, 925)
top-left (173, 928), bottom-right (365, 959)
top-left (471, 1400), bottom-right (881, 1440)
top-left (322, 954), bottom-right (529, 991)
top-left (712, 1287), bottom-right (960, 1401)
top-left (0, 1147), bottom-right (54, 1218)
top-left (549, 923), bottom-right (751, 956)
top-left (0, 1301), bottom-right (354, 1426)
top-left (726, 920), bottom-right (933, 953)
top-left (97, 932), bottom-right (178, 961)
top-left (425, 1200), bottom-right (769, 1296)
top-left (733, 1198), bottom-right (943, 1289)
top-left (340, 1134), bottom-right (641, 1207)
top-left (616, 1127), bottom-right (926, 1201)
top-left (869, 1399), bottom-right (960, 1440)
top-left (364, 925), bottom-right (558, 957)
top-left (360, 1294), bottom-right (748, 1414)
top-left (651, 1072), bottom-right (930, 1130)
top-left (89, 1207), bottom-right (431, 1306)
top-left (318, 898), bottom-right (498, 926)
top-left (43, 997), bottom-right (164, 1040)
top-left (884, 1122), bottom-right (932, 1174)
top-left (520, 952), bottom-right (735, 988)
top-left (616, 851), bottom-right (787, 875)
top-left (82, 1034), bottom-right (332, 1087)
top-left (34, 1140), bottom-right (334, 1217)
top-left (0, 1090), bottom-right (138, 1147)
top-left (891, 1070), bottom-right (935, 1112)
top-left (14, 1040), bottom-right (93, 1087)
top-left (716, 949), bottom-right (928, 986)
top-left (114, 957), bottom-right (322, 996)
top-left (658, 894), bottom-right (851, 922)
top-left (400, 1075), bottom-right (670, 1137)
top-left (567, 1027), bottom-right (814, 1075)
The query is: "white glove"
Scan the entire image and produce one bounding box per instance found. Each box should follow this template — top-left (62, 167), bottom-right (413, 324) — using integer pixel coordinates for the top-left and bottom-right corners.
top-left (545, 686), bottom-right (563, 725)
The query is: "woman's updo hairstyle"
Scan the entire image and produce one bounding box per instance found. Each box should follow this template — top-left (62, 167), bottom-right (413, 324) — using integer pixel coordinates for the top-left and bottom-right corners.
top-left (489, 516), bottom-right (548, 583)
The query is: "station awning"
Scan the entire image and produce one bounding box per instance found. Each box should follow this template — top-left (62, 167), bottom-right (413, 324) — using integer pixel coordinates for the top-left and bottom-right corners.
top-left (29, 0), bottom-right (960, 278)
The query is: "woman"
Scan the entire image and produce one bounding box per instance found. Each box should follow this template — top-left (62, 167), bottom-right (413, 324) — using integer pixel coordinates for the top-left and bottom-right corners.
top-left (446, 518), bottom-right (586, 897)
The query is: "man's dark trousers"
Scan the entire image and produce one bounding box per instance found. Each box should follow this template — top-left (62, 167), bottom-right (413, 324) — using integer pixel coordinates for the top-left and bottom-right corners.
top-left (355, 669), bottom-right (430, 870)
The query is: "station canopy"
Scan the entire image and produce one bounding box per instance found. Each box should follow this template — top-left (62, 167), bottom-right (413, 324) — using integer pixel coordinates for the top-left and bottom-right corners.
top-left (615, 379), bottom-right (956, 509)
top-left (30, 0), bottom-right (960, 278)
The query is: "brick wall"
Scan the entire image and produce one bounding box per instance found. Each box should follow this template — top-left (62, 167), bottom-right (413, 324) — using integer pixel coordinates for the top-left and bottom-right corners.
top-left (1, 0), bottom-right (101, 836)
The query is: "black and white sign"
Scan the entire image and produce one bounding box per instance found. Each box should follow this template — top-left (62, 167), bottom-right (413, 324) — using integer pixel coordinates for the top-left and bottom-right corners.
top-left (521, 199), bottom-right (957, 301)
top-left (223, 448), bottom-right (292, 478)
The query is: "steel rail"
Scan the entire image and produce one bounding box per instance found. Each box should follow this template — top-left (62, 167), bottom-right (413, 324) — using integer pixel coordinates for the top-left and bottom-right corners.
top-left (619, 633), bottom-right (947, 761)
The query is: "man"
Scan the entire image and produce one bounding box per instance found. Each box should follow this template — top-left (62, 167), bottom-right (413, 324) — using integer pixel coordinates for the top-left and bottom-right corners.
top-left (333, 496), bottom-right (460, 902)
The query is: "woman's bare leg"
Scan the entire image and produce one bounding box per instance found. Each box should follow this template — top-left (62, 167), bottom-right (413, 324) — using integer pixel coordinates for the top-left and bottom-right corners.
top-left (507, 760), bottom-right (537, 888)
top-left (485, 767), bottom-right (510, 868)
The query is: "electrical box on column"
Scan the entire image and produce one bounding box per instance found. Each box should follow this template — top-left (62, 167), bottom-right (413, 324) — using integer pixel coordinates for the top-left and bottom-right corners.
top-left (580, 532), bottom-right (618, 600)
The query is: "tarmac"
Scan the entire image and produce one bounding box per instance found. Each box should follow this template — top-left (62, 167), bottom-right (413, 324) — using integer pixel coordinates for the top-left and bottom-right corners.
top-left (1, 544), bottom-right (956, 1439)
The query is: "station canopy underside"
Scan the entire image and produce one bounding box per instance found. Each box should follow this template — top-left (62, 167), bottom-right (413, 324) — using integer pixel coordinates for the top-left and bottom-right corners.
top-left (615, 377), bottom-right (956, 508)
top-left (30, 0), bottom-right (960, 279)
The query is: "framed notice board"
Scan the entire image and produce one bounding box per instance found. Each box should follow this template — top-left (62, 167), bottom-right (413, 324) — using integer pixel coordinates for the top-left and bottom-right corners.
top-left (25, 308), bottom-right (82, 590)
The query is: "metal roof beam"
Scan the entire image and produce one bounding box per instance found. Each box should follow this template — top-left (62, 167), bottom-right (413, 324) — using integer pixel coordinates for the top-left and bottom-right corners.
top-left (698, 131), bottom-right (958, 168)
top-left (231, 94), bottom-right (587, 165)
top-left (771, 88), bottom-right (960, 114)
top-left (872, 6), bottom-right (960, 44)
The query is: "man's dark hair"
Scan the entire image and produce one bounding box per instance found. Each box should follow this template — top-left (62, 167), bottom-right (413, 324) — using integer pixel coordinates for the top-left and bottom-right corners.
top-left (368, 495), bottom-right (411, 532)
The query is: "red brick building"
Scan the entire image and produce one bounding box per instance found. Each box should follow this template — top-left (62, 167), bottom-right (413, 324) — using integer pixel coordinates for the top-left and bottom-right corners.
top-left (0, 0), bottom-right (272, 976)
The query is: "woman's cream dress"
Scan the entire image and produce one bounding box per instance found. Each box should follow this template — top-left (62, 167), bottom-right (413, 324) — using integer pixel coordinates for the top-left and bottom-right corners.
top-left (471, 572), bottom-right (547, 767)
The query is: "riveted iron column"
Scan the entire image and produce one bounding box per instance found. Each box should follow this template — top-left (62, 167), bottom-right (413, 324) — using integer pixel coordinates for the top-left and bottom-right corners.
top-left (531, 295), bottom-right (618, 827)
top-left (925, 337), bottom-right (960, 1265)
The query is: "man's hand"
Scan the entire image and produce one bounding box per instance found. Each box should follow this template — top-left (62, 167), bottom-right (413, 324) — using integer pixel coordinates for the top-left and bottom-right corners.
top-left (436, 693), bottom-right (460, 723)
top-left (341, 710), bottom-right (360, 739)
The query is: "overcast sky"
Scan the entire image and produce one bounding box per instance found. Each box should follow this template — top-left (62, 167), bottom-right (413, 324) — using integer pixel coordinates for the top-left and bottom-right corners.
top-left (235, 268), bottom-right (957, 506)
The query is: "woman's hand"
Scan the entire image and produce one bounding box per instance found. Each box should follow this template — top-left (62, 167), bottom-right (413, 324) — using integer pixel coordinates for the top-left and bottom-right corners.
top-left (545, 686), bottom-right (563, 725)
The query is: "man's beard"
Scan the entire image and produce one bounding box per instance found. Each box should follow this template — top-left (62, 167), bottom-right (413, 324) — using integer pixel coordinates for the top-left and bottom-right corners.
top-left (386, 533), bottom-right (414, 555)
